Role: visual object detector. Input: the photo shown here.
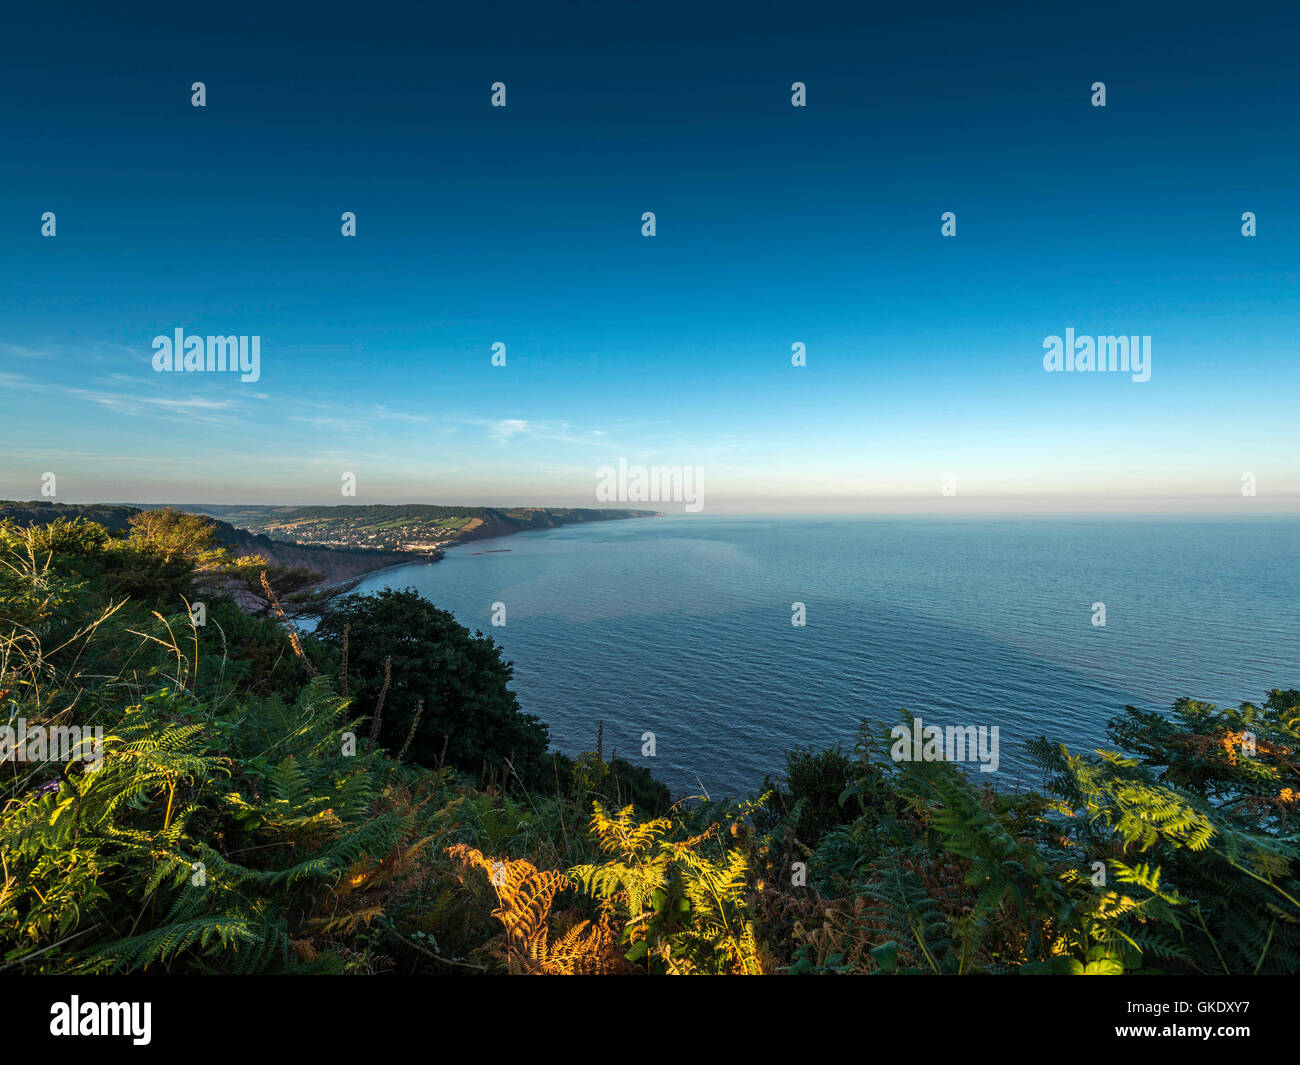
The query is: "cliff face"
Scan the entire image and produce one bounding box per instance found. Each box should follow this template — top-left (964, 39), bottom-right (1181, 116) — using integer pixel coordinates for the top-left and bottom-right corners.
top-left (463, 507), bottom-right (654, 540)
top-left (457, 512), bottom-right (521, 542)
top-left (217, 533), bottom-right (421, 584)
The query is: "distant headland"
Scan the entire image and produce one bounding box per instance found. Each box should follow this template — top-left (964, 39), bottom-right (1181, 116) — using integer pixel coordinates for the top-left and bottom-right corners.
top-left (0, 501), bottom-right (659, 586)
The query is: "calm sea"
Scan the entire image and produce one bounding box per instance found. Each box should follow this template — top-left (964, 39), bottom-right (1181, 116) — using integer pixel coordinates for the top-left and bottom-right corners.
top-left (347, 516), bottom-right (1300, 797)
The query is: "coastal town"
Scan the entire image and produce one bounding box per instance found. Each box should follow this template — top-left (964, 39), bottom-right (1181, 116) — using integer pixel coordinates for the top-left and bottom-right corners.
top-left (186, 503), bottom-right (660, 554)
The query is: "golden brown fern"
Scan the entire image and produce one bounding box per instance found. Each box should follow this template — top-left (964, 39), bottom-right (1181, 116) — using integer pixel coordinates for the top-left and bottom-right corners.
top-left (446, 844), bottom-right (633, 974)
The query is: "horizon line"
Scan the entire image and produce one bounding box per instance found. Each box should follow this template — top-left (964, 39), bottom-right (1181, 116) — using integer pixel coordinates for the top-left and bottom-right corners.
top-left (6, 498), bottom-right (1299, 521)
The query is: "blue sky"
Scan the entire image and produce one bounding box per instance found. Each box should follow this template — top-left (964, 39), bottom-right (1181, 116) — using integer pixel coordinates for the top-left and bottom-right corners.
top-left (1, 1), bottom-right (1297, 513)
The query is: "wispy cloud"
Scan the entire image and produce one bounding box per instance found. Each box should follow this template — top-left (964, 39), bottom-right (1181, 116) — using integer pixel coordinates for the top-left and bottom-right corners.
top-left (0, 342), bottom-right (51, 360)
top-left (372, 405), bottom-right (430, 423)
top-left (490, 418), bottom-right (529, 442)
top-left (290, 414), bottom-right (364, 432)
top-left (60, 385), bottom-right (240, 423)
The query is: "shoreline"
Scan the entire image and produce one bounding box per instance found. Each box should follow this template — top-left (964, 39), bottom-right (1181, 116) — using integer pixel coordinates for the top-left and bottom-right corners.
top-left (312, 513), bottom-right (648, 590)
top-left (317, 553), bottom-right (443, 591)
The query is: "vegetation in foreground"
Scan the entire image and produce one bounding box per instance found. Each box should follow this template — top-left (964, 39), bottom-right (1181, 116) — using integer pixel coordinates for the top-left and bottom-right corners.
top-left (1, 512), bottom-right (1297, 974)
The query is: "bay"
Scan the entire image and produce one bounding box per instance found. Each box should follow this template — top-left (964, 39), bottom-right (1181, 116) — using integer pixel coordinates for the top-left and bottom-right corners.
top-left (347, 516), bottom-right (1300, 797)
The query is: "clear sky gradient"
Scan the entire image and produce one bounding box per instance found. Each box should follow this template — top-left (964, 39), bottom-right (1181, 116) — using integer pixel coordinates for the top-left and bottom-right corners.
top-left (1, 1), bottom-right (1297, 513)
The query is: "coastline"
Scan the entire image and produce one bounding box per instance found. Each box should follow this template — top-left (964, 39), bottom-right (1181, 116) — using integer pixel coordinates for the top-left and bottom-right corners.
top-left (317, 552), bottom-right (442, 591)
top-left (311, 510), bottom-right (654, 590)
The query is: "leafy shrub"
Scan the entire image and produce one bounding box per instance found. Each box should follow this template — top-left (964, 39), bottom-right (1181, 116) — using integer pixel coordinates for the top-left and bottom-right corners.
top-left (316, 588), bottom-right (550, 788)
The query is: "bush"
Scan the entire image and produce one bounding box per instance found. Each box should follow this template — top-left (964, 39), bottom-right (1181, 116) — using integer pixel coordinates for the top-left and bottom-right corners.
top-left (756, 745), bottom-right (855, 850)
top-left (315, 588), bottom-right (550, 788)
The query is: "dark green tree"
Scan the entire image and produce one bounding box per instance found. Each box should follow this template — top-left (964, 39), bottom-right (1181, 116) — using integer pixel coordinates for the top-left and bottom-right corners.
top-left (315, 588), bottom-right (550, 787)
top-left (756, 745), bottom-right (856, 849)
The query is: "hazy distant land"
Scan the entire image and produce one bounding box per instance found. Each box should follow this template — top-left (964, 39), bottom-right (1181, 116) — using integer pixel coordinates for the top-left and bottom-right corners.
top-left (0, 501), bottom-right (659, 585)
